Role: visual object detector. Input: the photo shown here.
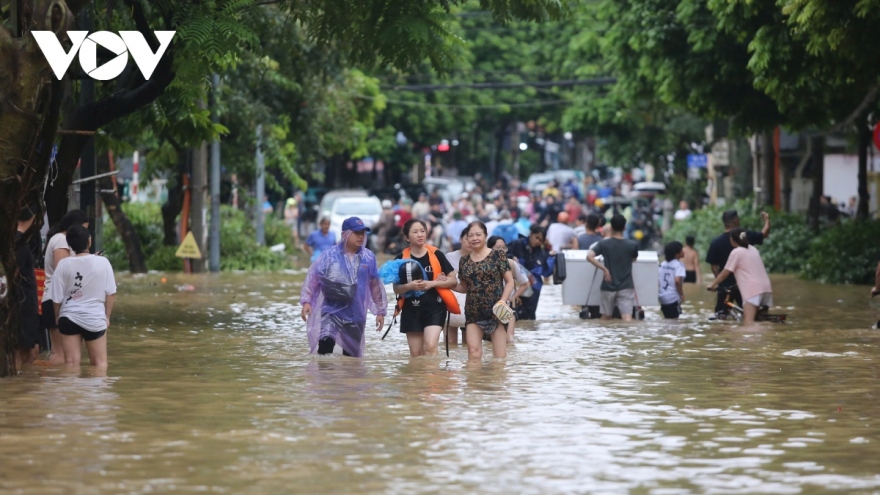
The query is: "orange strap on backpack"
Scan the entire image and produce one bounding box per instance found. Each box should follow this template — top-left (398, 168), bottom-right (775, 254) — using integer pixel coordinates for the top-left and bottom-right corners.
top-left (398, 245), bottom-right (461, 315)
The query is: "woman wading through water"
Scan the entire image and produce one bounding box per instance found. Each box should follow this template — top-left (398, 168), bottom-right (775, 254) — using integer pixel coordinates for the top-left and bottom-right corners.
top-left (393, 219), bottom-right (457, 357)
top-left (454, 222), bottom-right (514, 361)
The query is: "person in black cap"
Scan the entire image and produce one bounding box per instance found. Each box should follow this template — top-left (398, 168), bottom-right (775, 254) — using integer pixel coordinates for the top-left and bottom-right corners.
top-left (705, 209), bottom-right (770, 317)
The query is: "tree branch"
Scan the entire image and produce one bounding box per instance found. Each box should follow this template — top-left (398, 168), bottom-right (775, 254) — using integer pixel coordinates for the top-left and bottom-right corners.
top-left (828, 85), bottom-right (879, 133)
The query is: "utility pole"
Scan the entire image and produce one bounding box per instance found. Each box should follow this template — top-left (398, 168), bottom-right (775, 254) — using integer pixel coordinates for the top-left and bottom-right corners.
top-left (191, 140), bottom-right (208, 273)
top-left (255, 125), bottom-right (265, 245)
top-left (209, 74), bottom-right (221, 273)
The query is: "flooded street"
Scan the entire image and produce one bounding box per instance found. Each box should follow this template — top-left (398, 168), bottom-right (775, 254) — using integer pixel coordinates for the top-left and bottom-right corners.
top-left (2, 272), bottom-right (880, 494)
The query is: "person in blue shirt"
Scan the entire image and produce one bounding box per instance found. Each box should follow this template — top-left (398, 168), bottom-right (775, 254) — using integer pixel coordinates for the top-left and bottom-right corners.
top-left (305, 218), bottom-right (336, 263)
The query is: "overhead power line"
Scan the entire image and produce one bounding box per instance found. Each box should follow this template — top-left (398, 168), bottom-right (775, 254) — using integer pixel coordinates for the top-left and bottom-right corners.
top-left (381, 77), bottom-right (617, 92)
top-left (352, 93), bottom-right (571, 110)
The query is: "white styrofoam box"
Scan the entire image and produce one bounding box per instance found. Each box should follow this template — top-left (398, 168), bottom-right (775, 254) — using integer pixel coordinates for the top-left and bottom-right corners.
top-left (561, 250), bottom-right (660, 306)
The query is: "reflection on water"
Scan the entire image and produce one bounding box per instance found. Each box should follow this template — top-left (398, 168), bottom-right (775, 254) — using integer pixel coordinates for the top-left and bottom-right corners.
top-left (2, 271), bottom-right (880, 494)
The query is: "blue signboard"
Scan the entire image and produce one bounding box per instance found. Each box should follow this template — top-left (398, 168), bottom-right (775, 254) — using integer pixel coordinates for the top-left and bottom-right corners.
top-left (687, 154), bottom-right (708, 168)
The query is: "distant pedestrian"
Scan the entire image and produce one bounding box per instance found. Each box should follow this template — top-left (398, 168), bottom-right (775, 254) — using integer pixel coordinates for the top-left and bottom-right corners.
top-left (284, 197), bottom-right (299, 243)
top-left (587, 214), bottom-right (639, 321)
top-left (546, 212), bottom-right (577, 252)
top-left (300, 217), bottom-right (387, 357)
top-left (674, 200), bottom-right (692, 221)
top-left (304, 217), bottom-right (336, 263)
top-left (446, 212), bottom-right (468, 250)
top-left (576, 213), bottom-right (603, 250)
top-left (47, 225), bottom-right (117, 369)
top-left (659, 241), bottom-right (686, 319)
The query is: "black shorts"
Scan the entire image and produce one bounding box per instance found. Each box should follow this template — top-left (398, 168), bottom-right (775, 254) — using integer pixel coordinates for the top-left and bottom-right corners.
top-left (16, 315), bottom-right (40, 351)
top-left (661, 302), bottom-right (681, 319)
top-left (399, 307), bottom-right (447, 333)
top-left (684, 271), bottom-right (697, 284)
top-left (58, 317), bottom-right (106, 342)
top-left (41, 300), bottom-right (57, 330)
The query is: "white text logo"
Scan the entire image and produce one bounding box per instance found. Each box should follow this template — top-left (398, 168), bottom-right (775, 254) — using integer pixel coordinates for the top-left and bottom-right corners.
top-left (32, 31), bottom-right (175, 81)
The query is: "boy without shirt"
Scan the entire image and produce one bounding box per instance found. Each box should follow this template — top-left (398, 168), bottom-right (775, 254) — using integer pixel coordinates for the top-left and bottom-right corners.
top-left (682, 236), bottom-right (701, 284)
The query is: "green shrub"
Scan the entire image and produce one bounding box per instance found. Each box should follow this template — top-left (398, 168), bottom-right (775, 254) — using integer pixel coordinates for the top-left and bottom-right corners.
top-left (103, 203), bottom-right (296, 272)
top-left (801, 220), bottom-right (880, 284)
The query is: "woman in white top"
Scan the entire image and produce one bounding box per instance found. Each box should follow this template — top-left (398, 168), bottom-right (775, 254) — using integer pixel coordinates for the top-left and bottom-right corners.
top-left (48, 225), bottom-right (116, 369)
top-left (488, 236), bottom-right (531, 342)
top-left (42, 209), bottom-right (89, 364)
top-left (444, 229), bottom-right (471, 346)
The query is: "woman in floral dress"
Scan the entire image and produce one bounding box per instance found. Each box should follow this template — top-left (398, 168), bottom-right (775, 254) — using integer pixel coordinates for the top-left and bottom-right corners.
top-left (455, 222), bottom-right (514, 361)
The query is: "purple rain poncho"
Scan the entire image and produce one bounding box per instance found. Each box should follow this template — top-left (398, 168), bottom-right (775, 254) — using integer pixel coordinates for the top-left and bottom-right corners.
top-left (300, 231), bottom-right (388, 357)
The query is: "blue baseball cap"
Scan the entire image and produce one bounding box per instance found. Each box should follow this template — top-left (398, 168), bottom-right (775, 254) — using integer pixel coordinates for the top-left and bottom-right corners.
top-left (342, 216), bottom-right (371, 233)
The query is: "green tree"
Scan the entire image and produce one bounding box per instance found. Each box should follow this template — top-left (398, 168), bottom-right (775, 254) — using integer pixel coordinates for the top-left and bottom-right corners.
top-left (0, 0), bottom-right (563, 375)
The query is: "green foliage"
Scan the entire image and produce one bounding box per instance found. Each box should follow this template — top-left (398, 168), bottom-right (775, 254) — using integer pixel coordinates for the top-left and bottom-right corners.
top-left (801, 220), bottom-right (880, 284)
top-left (103, 203), bottom-right (296, 272)
top-left (103, 203), bottom-right (181, 271)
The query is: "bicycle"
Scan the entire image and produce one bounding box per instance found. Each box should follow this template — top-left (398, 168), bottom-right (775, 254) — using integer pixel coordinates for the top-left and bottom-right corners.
top-left (712, 285), bottom-right (786, 323)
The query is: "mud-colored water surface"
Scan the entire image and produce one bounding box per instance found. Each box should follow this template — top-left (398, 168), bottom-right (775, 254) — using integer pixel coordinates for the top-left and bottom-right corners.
top-left (2, 272), bottom-right (880, 494)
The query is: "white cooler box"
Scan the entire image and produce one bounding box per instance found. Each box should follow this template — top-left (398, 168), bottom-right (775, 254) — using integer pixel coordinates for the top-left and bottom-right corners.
top-left (561, 250), bottom-right (660, 307)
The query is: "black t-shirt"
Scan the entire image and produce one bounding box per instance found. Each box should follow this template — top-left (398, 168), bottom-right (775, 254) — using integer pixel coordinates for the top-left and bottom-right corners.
top-left (705, 230), bottom-right (764, 287)
top-left (14, 231), bottom-right (39, 317)
top-left (395, 249), bottom-right (455, 309)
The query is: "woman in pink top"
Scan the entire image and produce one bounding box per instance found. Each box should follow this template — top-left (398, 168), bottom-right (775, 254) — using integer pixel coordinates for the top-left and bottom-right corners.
top-left (707, 228), bottom-right (773, 323)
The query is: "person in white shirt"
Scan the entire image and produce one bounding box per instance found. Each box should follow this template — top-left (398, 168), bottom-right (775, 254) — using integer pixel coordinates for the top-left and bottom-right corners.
top-left (444, 229), bottom-right (471, 346)
top-left (48, 225), bottom-right (117, 369)
top-left (545, 212), bottom-right (577, 252)
top-left (42, 209), bottom-right (90, 364)
top-left (673, 200), bottom-right (692, 221)
top-left (488, 236), bottom-right (531, 343)
top-left (659, 241), bottom-right (686, 319)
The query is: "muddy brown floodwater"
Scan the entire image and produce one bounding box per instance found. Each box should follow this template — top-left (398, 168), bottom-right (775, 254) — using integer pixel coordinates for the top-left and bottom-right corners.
top-left (2, 271), bottom-right (880, 494)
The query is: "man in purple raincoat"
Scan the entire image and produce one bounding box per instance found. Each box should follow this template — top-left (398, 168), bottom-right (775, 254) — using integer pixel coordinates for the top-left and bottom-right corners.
top-left (300, 217), bottom-right (387, 357)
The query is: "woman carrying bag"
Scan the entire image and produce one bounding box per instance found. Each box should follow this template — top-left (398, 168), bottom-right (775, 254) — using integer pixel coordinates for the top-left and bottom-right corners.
top-left (454, 222), bottom-right (515, 362)
top-left (393, 219), bottom-right (458, 357)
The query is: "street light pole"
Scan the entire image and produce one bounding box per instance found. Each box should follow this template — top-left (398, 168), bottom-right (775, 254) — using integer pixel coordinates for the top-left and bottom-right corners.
top-left (255, 125), bottom-right (265, 246)
top-left (209, 74), bottom-right (221, 272)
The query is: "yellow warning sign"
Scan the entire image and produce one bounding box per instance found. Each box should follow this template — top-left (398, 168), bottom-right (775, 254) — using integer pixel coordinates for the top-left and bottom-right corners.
top-left (175, 231), bottom-right (203, 259)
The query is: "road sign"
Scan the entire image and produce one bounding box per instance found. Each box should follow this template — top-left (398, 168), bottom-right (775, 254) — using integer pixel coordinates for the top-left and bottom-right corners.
top-left (712, 140), bottom-right (730, 166)
top-left (687, 154), bottom-right (708, 168)
top-left (175, 231), bottom-right (203, 259)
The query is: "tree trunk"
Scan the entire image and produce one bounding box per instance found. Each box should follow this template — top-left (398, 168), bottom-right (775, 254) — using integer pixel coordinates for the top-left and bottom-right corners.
top-left (761, 132), bottom-right (775, 208)
top-left (809, 135), bottom-right (825, 233)
top-left (161, 148), bottom-right (187, 246)
top-left (96, 151), bottom-right (147, 273)
top-left (858, 121), bottom-right (871, 220)
top-left (190, 142), bottom-right (208, 273)
top-left (101, 190), bottom-right (148, 273)
top-left (0, 1), bottom-right (77, 377)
